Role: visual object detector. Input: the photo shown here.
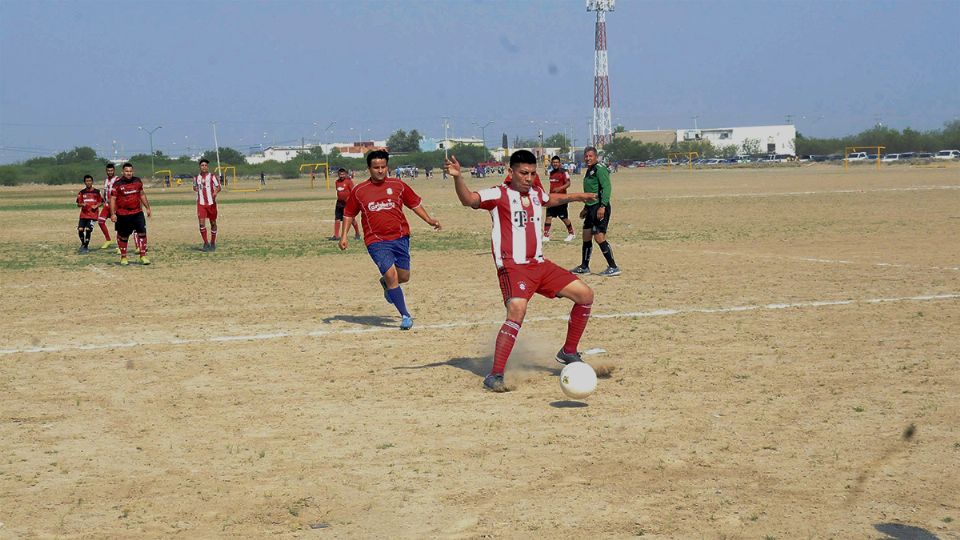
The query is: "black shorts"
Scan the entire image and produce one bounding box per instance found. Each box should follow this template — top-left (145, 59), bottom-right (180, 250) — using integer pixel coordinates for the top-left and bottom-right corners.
top-left (546, 203), bottom-right (569, 219)
top-left (115, 212), bottom-right (146, 237)
top-left (583, 204), bottom-right (611, 234)
top-left (335, 201), bottom-right (346, 221)
top-left (77, 218), bottom-right (95, 229)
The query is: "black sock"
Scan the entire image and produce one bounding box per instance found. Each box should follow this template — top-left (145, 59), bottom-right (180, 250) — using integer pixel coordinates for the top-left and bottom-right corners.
top-left (84, 228), bottom-right (92, 247)
top-left (581, 242), bottom-right (592, 267)
top-left (78, 229), bottom-right (85, 245)
top-left (599, 241), bottom-right (617, 267)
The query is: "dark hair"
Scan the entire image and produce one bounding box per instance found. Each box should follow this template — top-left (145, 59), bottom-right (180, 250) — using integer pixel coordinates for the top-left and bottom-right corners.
top-left (366, 150), bottom-right (389, 166)
top-left (199, 158), bottom-right (210, 165)
top-left (122, 162), bottom-right (133, 169)
top-left (551, 155), bottom-right (561, 161)
top-left (338, 167), bottom-right (347, 173)
top-left (584, 146), bottom-right (598, 155)
top-left (509, 149), bottom-right (537, 167)
top-left (106, 163), bottom-right (115, 169)
top-left (83, 174), bottom-right (94, 181)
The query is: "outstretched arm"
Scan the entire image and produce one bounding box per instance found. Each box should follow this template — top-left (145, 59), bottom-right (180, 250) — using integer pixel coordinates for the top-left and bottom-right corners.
top-left (446, 156), bottom-right (481, 209)
top-left (545, 192), bottom-right (596, 208)
top-left (411, 205), bottom-right (441, 230)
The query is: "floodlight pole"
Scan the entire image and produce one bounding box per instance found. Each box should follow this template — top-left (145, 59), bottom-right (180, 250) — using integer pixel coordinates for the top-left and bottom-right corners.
top-left (212, 122), bottom-right (222, 183)
top-left (138, 125), bottom-right (162, 178)
top-left (473, 121), bottom-right (493, 154)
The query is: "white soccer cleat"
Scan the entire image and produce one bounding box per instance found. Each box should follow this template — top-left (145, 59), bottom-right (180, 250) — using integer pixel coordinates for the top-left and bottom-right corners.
top-left (564, 233), bottom-right (576, 242)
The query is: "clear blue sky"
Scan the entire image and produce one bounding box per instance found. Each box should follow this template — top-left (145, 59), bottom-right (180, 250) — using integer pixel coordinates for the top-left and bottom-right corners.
top-left (1, 0), bottom-right (958, 163)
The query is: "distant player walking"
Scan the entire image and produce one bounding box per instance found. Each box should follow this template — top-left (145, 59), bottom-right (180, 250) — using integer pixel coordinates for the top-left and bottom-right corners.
top-left (571, 146), bottom-right (620, 276)
top-left (76, 174), bottom-right (103, 253)
top-left (447, 150), bottom-right (597, 392)
top-left (543, 155), bottom-right (577, 242)
top-left (110, 163), bottom-right (152, 266)
top-left (194, 158), bottom-right (221, 251)
top-left (97, 163), bottom-right (120, 250)
top-left (330, 168), bottom-right (361, 241)
top-left (339, 150), bottom-right (442, 330)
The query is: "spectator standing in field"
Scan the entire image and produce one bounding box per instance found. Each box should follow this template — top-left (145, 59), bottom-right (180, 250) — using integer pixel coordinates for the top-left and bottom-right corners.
top-left (330, 168), bottom-right (361, 240)
top-left (543, 155), bottom-right (577, 243)
top-left (109, 163), bottom-right (152, 266)
top-left (571, 146), bottom-right (620, 276)
top-left (260, 171), bottom-right (266, 185)
top-left (97, 163), bottom-right (120, 250)
top-left (194, 158), bottom-right (221, 252)
top-left (339, 150), bottom-right (442, 331)
top-left (76, 174), bottom-right (103, 253)
top-left (446, 151), bottom-right (597, 392)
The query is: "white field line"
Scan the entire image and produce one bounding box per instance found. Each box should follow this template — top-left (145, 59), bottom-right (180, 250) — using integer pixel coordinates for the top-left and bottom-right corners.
top-left (618, 184), bottom-right (960, 203)
top-left (1, 293), bottom-right (957, 356)
top-left (664, 248), bottom-right (960, 272)
top-left (87, 265), bottom-right (115, 277)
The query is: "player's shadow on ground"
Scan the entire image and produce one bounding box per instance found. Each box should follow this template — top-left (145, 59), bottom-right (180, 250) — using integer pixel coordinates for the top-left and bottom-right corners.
top-left (874, 523), bottom-right (939, 540)
top-left (393, 356), bottom-right (491, 376)
top-left (550, 400), bottom-right (588, 408)
top-left (321, 314), bottom-right (395, 328)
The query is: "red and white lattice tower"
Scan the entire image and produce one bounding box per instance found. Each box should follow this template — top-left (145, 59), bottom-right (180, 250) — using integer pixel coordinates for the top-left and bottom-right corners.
top-left (587, 0), bottom-right (614, 147)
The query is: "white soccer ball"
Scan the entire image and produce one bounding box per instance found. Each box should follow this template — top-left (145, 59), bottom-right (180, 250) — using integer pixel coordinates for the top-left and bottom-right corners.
top-left (559, 362), bottom-right (597, 399)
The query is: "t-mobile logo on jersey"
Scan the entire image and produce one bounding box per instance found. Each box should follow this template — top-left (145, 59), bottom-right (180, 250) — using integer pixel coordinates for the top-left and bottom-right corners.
top-left (367, 200), bottom-right (397, 212)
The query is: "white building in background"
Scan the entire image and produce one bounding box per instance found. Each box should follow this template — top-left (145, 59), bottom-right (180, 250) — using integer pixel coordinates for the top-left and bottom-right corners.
top-left (246, 141), bottom-right (387, 164)
top-left (675, 124), bottom-right (797, 156)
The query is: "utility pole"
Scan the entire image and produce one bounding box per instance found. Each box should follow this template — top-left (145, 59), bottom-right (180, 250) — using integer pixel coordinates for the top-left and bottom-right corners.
top-left (442, 117), bottom-right (450, 160)
top-left (588, 0), bottom-right (615, 147)
top-left (138, 125), bottom-right (162, 178)
top-left (473, 121), bottom-right (493, 154)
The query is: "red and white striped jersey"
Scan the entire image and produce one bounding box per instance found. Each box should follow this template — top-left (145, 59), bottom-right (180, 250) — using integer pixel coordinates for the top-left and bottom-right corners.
top-left (103, 175), bottom-right (120, 202)
top-left (478, 184), bottom-right (548, 268)
top-left (195, 173), bottom-right (220, 206)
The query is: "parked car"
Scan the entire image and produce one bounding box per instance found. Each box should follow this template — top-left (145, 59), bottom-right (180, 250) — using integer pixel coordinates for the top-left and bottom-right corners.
top-left (846, 152), bottom-right (869, 161)
top-left (915, 152), bottom-right (934, 159)
top-left (881, 154), bottom-right (901, 162)
top-left (935, 149), bottom-right (960, 160)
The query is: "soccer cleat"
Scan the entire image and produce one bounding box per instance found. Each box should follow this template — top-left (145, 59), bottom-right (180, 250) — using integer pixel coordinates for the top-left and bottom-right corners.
top-left (483, 374), bottom-right (507, 392)
top-left (380, 276), bottom-right (393, 305)
top-left (328, 235), bottom-right (339, 241)
top-left (139, 255), bottom-right (151, 265)
top-left (78, 246), bottom-right (88, 254)
top-left (555, 348), bottom-right (583, 365)
top-left (597, 266), bottom-right (621, 277)
top-left (119, 257), bottom-right (129, 266)
top-left (210, 243), bottom-right (217, 252)
top-left (564, 233), bottom-right (576, 242)
top-left (354, 234), bottom-right (361, 240)
top-left (100, 241), bottom-right (114, 250)
top-left (400, 315), bottom-right (414, 330)
top-left (570, 265), bottom-right (590, 274)
top-left (201, 243), bottom-right (210, 252)
top-left (543, 235), bottom-right (551, 242)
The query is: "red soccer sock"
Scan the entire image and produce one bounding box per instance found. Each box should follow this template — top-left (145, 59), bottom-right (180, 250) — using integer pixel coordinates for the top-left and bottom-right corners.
top-left (200, 226), bottom-right (209, 244)
top-left (566, 223), bottom-right (575, 234)
top-left (333, 221), bottom-right (341, 237)
top-left (210, 228), bottom-right (217, 245)
top-left (491, 320), bottom-right (522, 375)
top-left (544, 223), bottom-right (552, 237)
top-left (98, 220), bottom-right (111, 240)
top-left (563, 303), bottom-right (592, 354)
top-left (352, 221), bottom-right (360, 235)
top-left (118, 239), bottom-right (128, 256)
top-left (137, 234), bottom-right (147, 256)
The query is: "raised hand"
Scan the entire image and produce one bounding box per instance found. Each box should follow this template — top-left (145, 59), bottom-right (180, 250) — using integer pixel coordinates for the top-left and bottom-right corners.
top-left (444, 155), bottom-right (461, 178)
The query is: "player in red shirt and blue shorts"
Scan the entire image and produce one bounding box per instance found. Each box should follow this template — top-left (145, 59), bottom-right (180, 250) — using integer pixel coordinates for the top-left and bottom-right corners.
top-left (447, 150), bottom-right (597, 392)
top-left (194, 158), bottom-right (221, 252)
top-left (544, 155), bottom-right (577, 242)
top-left (339, 150), bottom-right (442, 330)
top-left (330, 168), bottom-right (361, 241)
top-left (76, 175), bottom-right (104, 253)
top-left (110, 163), bottom-right (152, 266)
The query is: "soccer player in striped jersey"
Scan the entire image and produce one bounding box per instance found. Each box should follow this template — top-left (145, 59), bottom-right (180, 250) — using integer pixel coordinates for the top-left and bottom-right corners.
top-left (194, 158), bottom-right (221, 251)
top-left (76, 175), bottom-right (103, 253)
top-left (97, 163), bottom-right (120, 250)
top-left (339, 150), bottom-right (442, 331)
top-left (447, 150), bottom-right (597, 393)
top-left (110, 163), bottom-right (152, 266)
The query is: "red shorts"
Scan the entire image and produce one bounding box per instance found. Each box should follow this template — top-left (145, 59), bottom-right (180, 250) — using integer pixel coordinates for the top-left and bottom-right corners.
top-left (497, 260), bottom-right (577, 303)
top-left (98, 205), bottom-right (110, 221)
top-left (197, 204), bottom-right (218, 221)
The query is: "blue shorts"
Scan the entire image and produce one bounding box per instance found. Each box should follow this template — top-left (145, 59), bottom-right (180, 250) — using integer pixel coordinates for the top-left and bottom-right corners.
top-left (367, 236), bottom-right (411, 275)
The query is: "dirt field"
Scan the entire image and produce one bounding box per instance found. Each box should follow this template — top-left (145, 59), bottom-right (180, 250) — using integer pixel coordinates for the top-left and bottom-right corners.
top-left (2, 163), bottom-right (958, 539)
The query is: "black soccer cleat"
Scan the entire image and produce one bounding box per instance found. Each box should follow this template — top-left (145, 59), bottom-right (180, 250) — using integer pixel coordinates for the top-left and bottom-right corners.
top-left (555, 348), bottom-right (583, 365)
top-left (483, 374), bottom-right (507, 392)
top-left (570, 265), bottom-right (590, 274)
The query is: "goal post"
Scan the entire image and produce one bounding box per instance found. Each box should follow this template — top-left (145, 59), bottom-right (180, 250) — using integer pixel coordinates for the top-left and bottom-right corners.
top-left (844, 146), bottom-right (885, 170)
top-left (299, 162), bottom-right (330, 189)
top-left (155, 169), bottom-right (173, 188)
top-left (219, 165), bottom-right (259, 193)
top-left (667, 151), bottom-right (698, 171)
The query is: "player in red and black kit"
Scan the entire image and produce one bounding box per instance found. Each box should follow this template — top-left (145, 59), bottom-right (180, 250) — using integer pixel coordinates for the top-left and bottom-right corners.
top-left (447, 150), bottom-right (597, 392)
top-left (339, 150), bottom-right (442, 331)
top-left (76, 175), bottom-right (104, 253)
top-left (544, 155), bottom-right (577, 242)
top-left (109, 163), bottom-right (152, 266)
top-left (97, 163), bottom-right (120, 250)
top-left (330, 168), bottom-right (361, 241)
